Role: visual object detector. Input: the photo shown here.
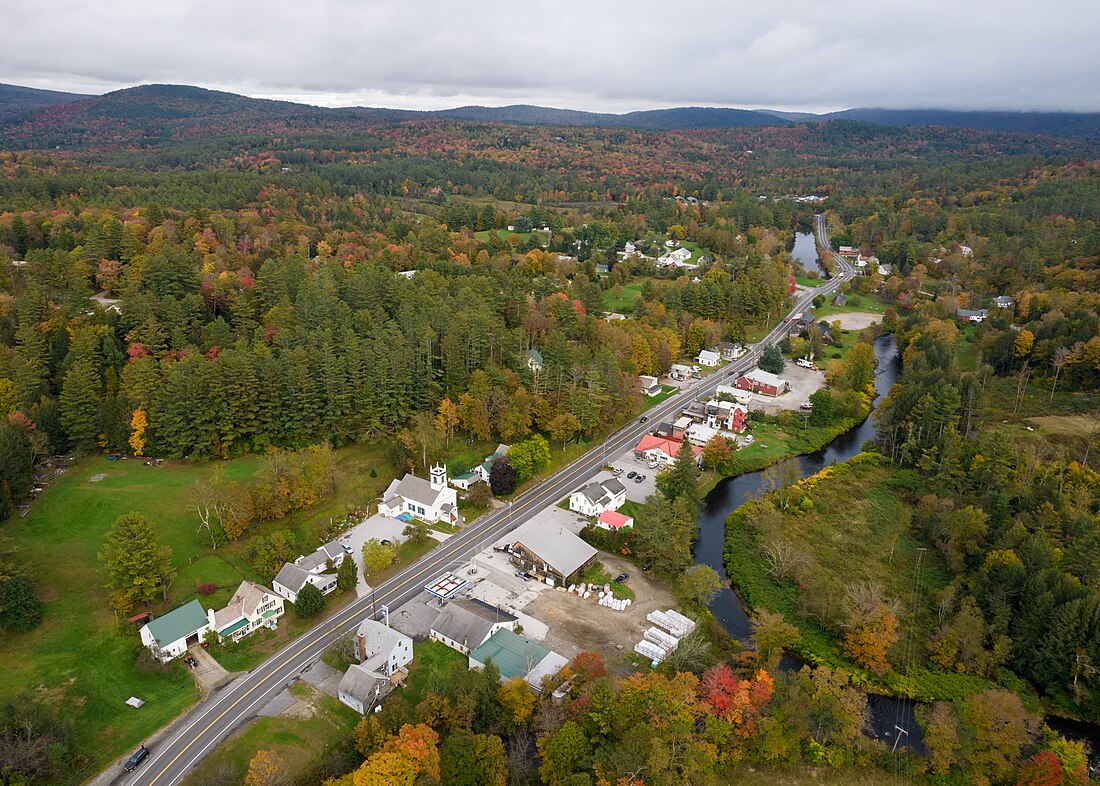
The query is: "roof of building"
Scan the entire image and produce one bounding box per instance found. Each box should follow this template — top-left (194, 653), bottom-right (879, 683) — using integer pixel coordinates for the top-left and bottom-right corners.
top-left (993, 296), bottom-right (1015, 306)
top-left (424, 572), bottom-right (469, 599)
top-left (526, 348), bottom-right (544, 365)
top-left (356, 619), bottom-right (411, 672)
top-left (470, 628), bottom-right (551, 680)
top-left (274, 562), bottom-right (312, 594)
top-left (219, 617), bottom-right (249, 637)
top-left (296, 541), bottom-right (342, 572)
top-left (598, 510), bottom-right (634, 529)
top-left (339, 662), bottom-right (387, 705)
top-left (525, 650), bottom-right (571, 691)
top-left (741, 368), bottom-right (788, 388)
top-left (431, 597), bottom-right (516, 648)
top-left (512, 525), bottom-right (597, 578)
top-left (638, 375), bottom-right (659, 387)
top-left (635, 434), bottom-right (703, 459)
top-left (144, 600), bottom-right (208, 648)
top-left (572, 478), bottom-right (625, 508)
top-left (383, 473), bottom-right (449, 509)
top-left (212, 580), bottom-right (275, 631)
top-left (956, 308), bottom-right (989, 318)
top-left (697, 349), bottom-right (719, 361)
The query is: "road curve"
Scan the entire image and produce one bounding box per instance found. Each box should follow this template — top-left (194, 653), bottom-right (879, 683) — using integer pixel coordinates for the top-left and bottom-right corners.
top-left (130, 215), bottom-right (851, 786)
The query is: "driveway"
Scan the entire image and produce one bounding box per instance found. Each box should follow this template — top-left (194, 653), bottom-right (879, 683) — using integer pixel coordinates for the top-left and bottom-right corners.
top-left (339, 513), bottom-right (453, 597)
top-left (187, 644), bottom-right (234, 695)
top-left (606, 453), bottom-right (658, 502)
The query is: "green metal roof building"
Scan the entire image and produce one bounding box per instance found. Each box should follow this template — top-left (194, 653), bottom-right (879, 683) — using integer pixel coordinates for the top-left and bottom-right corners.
top-left (139, 599), bottom-right (211, 661)
top-left (469, 628), bottom-right (549, 680)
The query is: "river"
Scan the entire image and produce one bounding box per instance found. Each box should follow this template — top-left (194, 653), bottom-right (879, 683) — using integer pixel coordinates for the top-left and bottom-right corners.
top-left (790, 231), bottom-right (823, 276)
top-left (691, 334), bottom-right (923, 749)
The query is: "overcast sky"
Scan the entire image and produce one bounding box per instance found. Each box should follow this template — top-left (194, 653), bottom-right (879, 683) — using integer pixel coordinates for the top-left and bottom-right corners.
top-left (3, 0), bottom-right (1098, 113)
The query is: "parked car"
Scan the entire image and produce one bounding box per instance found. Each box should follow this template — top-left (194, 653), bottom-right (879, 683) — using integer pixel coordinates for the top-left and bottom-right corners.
top-left (124, 746), bottom-right (150, 773)
top-left (627, 471), bottom-right (637, 479)
top-left (635, 475), bottom-right (645, 483)
top-left (744, 434), bottom-right (755, 444)
top-left (342, 543), bottom-right (353, 554)
top-left (800, 402), bottom-right (813, 411)
top-left (615, 572), bottom-right (630, 584)
top-left (646, 459), bottom-right (659, 469)
top-left (515, 570), bottom-right (530, 581)
top-left (612, 467), bottom-right (623, 476)
top-left (691, 372), bottom-right (701, 379)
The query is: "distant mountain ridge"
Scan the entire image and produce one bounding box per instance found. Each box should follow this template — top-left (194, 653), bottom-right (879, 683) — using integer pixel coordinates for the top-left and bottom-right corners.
top-left (2, 82), bottom-right (1099, 142)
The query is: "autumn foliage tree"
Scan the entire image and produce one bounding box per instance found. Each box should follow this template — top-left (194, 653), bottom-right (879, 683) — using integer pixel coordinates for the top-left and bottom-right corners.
top-left (245, 749), bottom-right (287, 786)
top-left (353, 723), bottom-right (440, 786)
top-left (841, 582), bottom-right (899, 675)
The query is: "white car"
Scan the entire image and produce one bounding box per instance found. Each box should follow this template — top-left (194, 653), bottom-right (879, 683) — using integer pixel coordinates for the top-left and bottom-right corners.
top-left (647, 459), bottom-right (660, 469)
top-left (744, 434), bottom-right (755, 444)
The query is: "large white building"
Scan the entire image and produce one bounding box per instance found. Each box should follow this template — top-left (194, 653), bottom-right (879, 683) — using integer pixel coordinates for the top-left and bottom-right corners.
top-left (379, 465), bottom-right (459, 525)
top-left (139, 600), bottom-right (212, 661)
top-left (208, 581), bottom-right (284, 644)
top-left (568, 478), bottom-right (626, 517)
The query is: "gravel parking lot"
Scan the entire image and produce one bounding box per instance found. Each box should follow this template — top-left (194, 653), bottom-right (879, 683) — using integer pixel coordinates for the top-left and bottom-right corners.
top-left (750, 364), bottom-right (827, 415)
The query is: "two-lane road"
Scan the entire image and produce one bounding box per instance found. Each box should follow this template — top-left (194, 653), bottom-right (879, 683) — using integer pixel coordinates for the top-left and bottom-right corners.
top-left (132, 216), bottom-right (851, 786)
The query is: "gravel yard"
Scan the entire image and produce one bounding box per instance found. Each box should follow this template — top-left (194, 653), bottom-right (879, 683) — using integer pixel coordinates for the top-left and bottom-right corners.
top-left (750, 364), bottom-right (827, 415)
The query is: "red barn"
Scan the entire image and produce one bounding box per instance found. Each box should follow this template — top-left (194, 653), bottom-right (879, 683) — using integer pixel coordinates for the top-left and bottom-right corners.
top-left (736, 369), bottom-right (790, 397)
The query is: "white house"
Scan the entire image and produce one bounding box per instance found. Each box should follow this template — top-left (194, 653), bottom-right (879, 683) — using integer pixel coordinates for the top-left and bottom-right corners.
top-left (657, 247), bottom-right (692, 267)
top-left (139, 600), bottom-right (212, 661)
top-left (525, 348), bottom-right (544, 372)
top-left (669, 363), bottom-right (693, 381)
top-left (568, 478), bottom-right (627, 517)
top-left (272, 562), bottom-right (338, 604)
top-left (685, 423), bottom-right (720, 447)
top-left (715, 384), bottom-right (754, 407)
top-left (451, 446), bottom-right (508, 491)
top-left (993, 296), bottom-right (1015, 309)
top-left (715, 342), bottom-right (744, 361)
top-left (430, 597), bottom-right (517, 654)
top-left (956, 308), bottom-right (989, 323)
top-left (696, 349), bottom-right (720, 367)
top-left (355, 619), bottom-right (413, 678)
top-left (338, 664), bottom-right (388, 715)
top-left (379, 465), bottom-right (459, 525)
top-left (208, 581), bottom-right (284, 644)
top-left (638, 375), bottom-right (661, 396)
top-left (295, 540), bottom-right (346, 574)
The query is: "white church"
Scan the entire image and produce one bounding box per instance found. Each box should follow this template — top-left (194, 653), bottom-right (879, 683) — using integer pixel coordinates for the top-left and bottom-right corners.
top-left (378, 464), bottom-right (460, 525)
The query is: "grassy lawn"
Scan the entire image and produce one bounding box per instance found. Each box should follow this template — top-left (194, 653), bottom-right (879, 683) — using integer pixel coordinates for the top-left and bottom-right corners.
top-left (812, 297), bottom-right (886, 320)
top-left (642, 384), bottom-right (679, 408)
top-left (601, 281), bottom-right (643, 313)
top-left (399, 640), bottom-right (466, 708)
top-left (472, 228), bottom-right (547, 246)
top-left (818, 326), bottom-right (870, 364)
top-left (180, 683), bottom-right (360, 786)
top-left (362, 536), bottom-right (440, 587)
top-left (679, 240), bottom-right (706, 263)
top-left (957, 324), bottom-right (978, 371)
top-left (724, 416), bottom-right (864, 476)
top-left (794, 274), bottom-right (823, 287)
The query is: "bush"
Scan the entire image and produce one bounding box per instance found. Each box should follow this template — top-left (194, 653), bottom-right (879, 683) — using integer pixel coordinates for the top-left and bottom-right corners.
top-left (295, 583), bottom-right (326, 618)
top-left (197, 582), bottom-right (217, 596)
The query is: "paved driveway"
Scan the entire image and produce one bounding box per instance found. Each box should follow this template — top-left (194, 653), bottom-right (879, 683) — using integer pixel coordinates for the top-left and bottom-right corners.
top-left (606, 453), bottom-right (659, 502)
top-left (339, 513), bottom-right (453, 598)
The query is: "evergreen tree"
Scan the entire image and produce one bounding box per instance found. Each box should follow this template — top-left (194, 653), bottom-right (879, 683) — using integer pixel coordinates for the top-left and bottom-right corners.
top-left (759, 343), bottom-right (785, 374)
top-left (657, 438), bottom-right (701, 507)
top-left (336, 552), bottom-right (358, 592)
top-left (98, 512), bottom-right (175, 612)
top-left (295, 583), bottom-right (325, 618)
top-left (60, 358), bottom-right (102, 453)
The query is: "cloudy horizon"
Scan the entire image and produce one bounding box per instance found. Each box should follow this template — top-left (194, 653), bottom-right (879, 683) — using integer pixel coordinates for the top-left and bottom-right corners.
top-left (3, 0), bottom-right (1098, 114)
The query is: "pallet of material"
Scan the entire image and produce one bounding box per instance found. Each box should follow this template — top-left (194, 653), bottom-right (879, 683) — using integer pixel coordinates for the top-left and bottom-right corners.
top-left (634, 640), bottom-right (666, 662)
top-left (644, 626), bottom-right (680, 652)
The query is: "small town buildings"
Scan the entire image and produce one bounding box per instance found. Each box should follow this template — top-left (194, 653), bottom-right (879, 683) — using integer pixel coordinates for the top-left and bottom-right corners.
top-left (685, 423), bottom-right (720, 447)
top-left (993, 296), bottom-right (1015, 309)
top-left (568, 478), bottom-right (627, 517)
top-left (354, 619), bottom-right (413, 678)
top-left (430, 597), bottom-right (517, 654)
top-left (510, 525), bottom-right (598, 586)
top-left (139, 600), bottom-right (212, 661)
top-left (638, 375), bottom-right (661, 397)
top-left (736, 369), bottom-right (791, 397)
top-left (451, 445), bottom-right (509, 490)
top-left (469, 629), bottom-right (570, 693)
top-left (669, 363), bottom-right (693, 381)
top-left (295, 540), bottom-right (346, 574)
top-left (715, 342), bottom-right (744, 361)
top-left (208, 581), bottom-right (284, 644)
top-left (837, 246), bottom-right (857, 256)
top-left (682, 399), bottom-right (747, 433)
top-left (695, 349), bottom-right (720, 367)
top-left (956, 308), bottom-right (989, 323)
top-left (657, 247), bottom-right (692, 267)
top-left (715, 384), bottom-right (753, 406)
top-left (597, 510), bottom-right (634, 531)
top-left (525, 348), bottom-right (544, 372)
top-left (634, 434), bottom-right (703, 465)
top-left (379, 465), bottom-right (459, 525)
top-left (273, 562), bottom-right (337, 604)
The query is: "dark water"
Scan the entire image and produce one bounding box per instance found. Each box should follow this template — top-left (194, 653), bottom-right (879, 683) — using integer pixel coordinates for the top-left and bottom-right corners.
top-left (692, 335), bottom-right (923, 747)
top-left (790, 231), bottom-right (823, 275)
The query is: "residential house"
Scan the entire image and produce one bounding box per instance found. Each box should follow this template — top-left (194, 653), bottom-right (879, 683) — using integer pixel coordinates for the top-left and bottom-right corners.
top-left (816, 320), bottom-right (835, 345)
top-left (959, 245), bottom-right (973, 257)
top-left (832, 292), bottom-right (847, 307)
top-left (736, 369), bottom-right (790, 397)
top-left (993, 296), bottom-right (1015, 309)
top-left (684, 399), bottom-right (749, 433)
top-left (469, 629), bottom-right (570, 693)
top-left (715, 342), bottom-right (744, 361)
top-left (139, 600), bottom-right (212, 661)
top-left (295, 540), bottom-right (345, 574)
top-left (669, 363), bottom-right (693, 381)
top-left (634, 434), bottom-right (703, 465)
top-left (430, 597), bottom-right (517, 654)
top-left (510, 524), bottom-right (598, 586)
top-left (638, 375), bottom-right (661, 397)
top-left (568, 478), bottom-right (626, 517)
top-left (657, 247), bottom-right (692, 268)
top-left (956, 308), bottom-right (989, 323)
top-left (338, 664), bottom-right (388, 715)
top-left (715, 384), bottom-right (754, 407)
top-left (396, 270), bottom-right (418, 279)
top-left (525, 348), bottom-right (544, 372)
top-left (605, 312), bottom-right (627, 321)
top-left (877, 264), bottom-right (892, 276)
top-left (354, 619), bottom-right (413, 678)
top-left (695, 349), bottom-right (720, 367)
top-left (378, 465), bottom-right (459, 525)
top-left (208, 581), bottom-right (284, 644)
top-left (597, 510), bottom-right (634, 531)
top-left (685, 423), bottom-right (720, 447)
top-left (793, 312), bottom-right (815, 331)
top-left (672, 416), bottom-right (693, 440)
top-left (273, 562), bottom-right (337, 604)
top-left (451, 445), bottom-right (509, 490)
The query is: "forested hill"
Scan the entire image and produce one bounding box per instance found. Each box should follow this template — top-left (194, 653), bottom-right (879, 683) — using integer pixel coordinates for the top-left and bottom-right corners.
top-left (415, 104), bottom-right (790, 130)
top-left (0, 83), bottom-right (88, 117)
top-left (810, 107), bottom-right (1100, 141)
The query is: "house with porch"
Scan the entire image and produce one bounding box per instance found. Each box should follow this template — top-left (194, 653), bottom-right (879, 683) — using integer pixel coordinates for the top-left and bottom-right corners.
top-left (715, 342), bottom-right (745, 361)
top-left (451, 445), bottom-right (509, 491)
top-left (295, 540), bottom-right (345, 574)
top-left (273, 562), bottom-right (338, 604)
top-left (568, 477), bottom-right (626, 517)
top-left (139, 600), bottom-right (212, 661)
top-left (208, 581), bottom-right (284, 644)
top-left (379, 465), bottom-right (459, 525)
top-left (638, 375), bottom-right (661, 397)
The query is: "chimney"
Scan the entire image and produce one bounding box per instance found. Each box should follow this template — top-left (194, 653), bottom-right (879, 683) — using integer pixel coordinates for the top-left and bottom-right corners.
top-left (357, 633), bottom-right (366, 663)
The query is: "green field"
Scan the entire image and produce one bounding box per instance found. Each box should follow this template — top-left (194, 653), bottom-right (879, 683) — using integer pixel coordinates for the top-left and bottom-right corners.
top-left (180, 683), bottom-right (360, 786)
top-left (679, 240), bottom-right (706, 263)
top-left (472, 228), bottom-right (548, 246)
top-left (601, 281), bottom-right (643, 313)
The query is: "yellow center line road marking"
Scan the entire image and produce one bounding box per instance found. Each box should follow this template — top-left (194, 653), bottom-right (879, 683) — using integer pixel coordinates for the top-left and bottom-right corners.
top-left (144, 302), bottom-right (825, 785)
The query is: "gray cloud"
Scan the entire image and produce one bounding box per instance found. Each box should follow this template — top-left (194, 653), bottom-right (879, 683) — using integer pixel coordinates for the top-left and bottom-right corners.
top-left (2, 0), bottom-right (1097, 112)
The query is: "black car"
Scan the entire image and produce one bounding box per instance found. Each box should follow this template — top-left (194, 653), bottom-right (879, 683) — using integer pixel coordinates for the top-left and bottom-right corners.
top-left (615, 572), bottom-right (629, 584)
top-left (124, 745), bottom-right (149, 772)
top-left (627, 470), bottom-right (637, 479)
top-left (639, 416), bottom-right (648, 423)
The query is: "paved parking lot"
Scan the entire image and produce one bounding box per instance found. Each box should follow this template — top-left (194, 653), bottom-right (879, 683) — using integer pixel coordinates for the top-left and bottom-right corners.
top-left (339, 513), bottom-right (453, 597)
top-left (603, 455), bottom-right (658, 502)
top-left (750, 364), bottom-right (827, 415)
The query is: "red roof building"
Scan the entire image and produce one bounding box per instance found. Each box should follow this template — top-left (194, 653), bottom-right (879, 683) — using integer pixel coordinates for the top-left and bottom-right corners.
top-left (634, 434), bottom-right (703, 464)
top-left (597, 511), bottom-right (634, 530)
